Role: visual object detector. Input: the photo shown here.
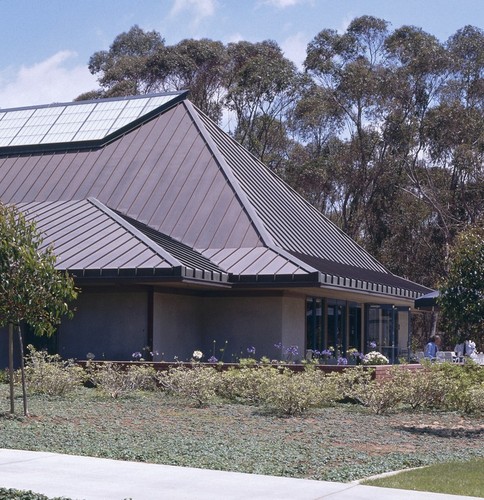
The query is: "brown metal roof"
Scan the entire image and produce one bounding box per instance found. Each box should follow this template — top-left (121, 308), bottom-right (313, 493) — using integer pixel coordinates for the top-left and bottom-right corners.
top-left (0, 92), bottom-right (431, 298)
top-left (0, 101), bottom-right (263, 251)
top-left (17, 198), bottom-right (228, 283)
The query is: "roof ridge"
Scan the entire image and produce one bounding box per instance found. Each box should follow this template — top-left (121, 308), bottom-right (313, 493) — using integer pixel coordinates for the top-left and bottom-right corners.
top-left (182, 100), bottom-right (276, 249)
top-left (87, 197), bottom-right (184, 269)
top-left (0, 91), bottom-right (188, 113)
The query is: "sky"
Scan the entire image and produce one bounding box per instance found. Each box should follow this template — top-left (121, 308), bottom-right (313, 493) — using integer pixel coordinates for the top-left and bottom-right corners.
top-left (0, 0), bottom-right (482, 109)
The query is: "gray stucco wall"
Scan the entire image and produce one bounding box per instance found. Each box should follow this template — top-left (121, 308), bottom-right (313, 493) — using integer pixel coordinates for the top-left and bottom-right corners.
top-left (57, 291), bottom-right (148, 361)
top-left (0, 289), bottom-right (306, 366)
top-left (152, 292), bottom-right (202, 362)
top-left (149, 292), bottom-right (306, 362)
top-left (200, 294), bottom-right (306, 362)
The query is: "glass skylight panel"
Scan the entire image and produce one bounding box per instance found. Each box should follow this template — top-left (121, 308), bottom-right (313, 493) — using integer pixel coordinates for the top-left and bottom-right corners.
top-left (0, 93), bottom-right (181, 148)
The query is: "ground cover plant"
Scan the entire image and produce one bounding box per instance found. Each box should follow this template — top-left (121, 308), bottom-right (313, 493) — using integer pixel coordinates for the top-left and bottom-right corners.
top-left (1, 361), bottom-right (483, 486)
top-left (363, 458), bottom-right (484, 498)
top-left (0, 488), bottom-right (70, 500)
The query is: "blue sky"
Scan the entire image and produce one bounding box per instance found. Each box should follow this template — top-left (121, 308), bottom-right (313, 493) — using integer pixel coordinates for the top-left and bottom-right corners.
top-left (0, 0), bottom-right (482, 108)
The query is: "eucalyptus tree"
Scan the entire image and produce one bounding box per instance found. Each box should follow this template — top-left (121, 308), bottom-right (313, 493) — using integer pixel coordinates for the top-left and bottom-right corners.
top-left (0, 204), bottom-right (77, 415)
top-left (284, 85), bottom-right (343, 214)
top-left (147, 38), bottom-right (228, 122)
top-left (225, 40), bottom-right (303, 163)
top-left (84, 25), bottom-right (166, 97)
top-left (304, 16), bottom-right (403, 251)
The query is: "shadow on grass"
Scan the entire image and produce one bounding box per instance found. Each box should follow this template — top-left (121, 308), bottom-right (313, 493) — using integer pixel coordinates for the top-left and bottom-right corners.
top-left (396, 424), bottom-right (484, 438)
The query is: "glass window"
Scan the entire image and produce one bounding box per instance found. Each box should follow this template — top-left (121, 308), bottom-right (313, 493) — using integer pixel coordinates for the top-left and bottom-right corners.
top-left (306, 297), bottom-right (323, 352)
top-left (327, 299), bottom-right (346, 355)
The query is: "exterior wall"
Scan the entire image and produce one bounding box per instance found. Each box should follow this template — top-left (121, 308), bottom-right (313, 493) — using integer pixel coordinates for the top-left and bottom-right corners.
top-left (281, 295), bottom-right (306, 359)
top-left (152, 292), bottom-right (202, 361)
top-left (57, 290), bottom-right (148, 361)
top-left (200, 294), bottom-right (306, 362)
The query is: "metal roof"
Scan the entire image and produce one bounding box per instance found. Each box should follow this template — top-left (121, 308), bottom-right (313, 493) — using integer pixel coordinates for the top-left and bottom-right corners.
top-left (0, 92), bottom-right (431, 298)
top-left (197, 110), bottom-right (387, 273)
top-left (0, 101), bottom-right (262, 250)
top-left (17, 198), bottom-right (228, 283)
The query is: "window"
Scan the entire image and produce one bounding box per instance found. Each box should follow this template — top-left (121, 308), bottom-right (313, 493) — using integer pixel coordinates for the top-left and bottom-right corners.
top-left (306, 297), bottom-right (323, 352)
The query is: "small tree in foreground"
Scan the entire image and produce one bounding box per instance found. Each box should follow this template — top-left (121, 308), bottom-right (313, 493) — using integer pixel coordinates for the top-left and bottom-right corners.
top-left (0, 203), bottom-right (77, 415)
top-left (438, 224), bottom-right (484, 349)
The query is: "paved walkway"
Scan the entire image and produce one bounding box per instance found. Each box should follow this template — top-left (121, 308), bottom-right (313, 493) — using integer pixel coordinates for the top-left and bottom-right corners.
top-left (0, 449), bottom-right (478, 500)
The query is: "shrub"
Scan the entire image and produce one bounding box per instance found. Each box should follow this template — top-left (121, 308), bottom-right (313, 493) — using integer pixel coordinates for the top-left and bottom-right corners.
top-left (218, 366), bottom-right (268, 405)
top-left (24, 346), bottom-right (84, 396)
top-left (350, 378), bottom-right (403, 414)
top-left (429, 362), bottom-right (484, 413)
top-left (333, 366), bottom-right (374, 401)
top-left (86, 362), bottom-right (157, 398)
top-left (257, 366), bottom-right (338, 416)
top-left (158, 365), bottom-right (220, 407)
top-left (346, 367), bottom-right (405, 414)
top-left (465, 383), bottom-right (484, 414)
top-left (398, 367), bottom-right (448, 410)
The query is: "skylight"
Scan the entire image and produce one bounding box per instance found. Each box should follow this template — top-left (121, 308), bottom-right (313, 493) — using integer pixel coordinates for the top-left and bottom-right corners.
top-left (0, 93), bottom-right (182, 148)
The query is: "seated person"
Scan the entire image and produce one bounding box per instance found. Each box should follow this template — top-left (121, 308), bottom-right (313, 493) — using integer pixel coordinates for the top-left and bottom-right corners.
top-left (424, 334), bottom-right (441, 360)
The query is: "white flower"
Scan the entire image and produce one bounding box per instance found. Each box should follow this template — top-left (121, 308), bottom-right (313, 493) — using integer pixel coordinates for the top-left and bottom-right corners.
top-left (192, 350), bottom-right (203, 361)
top-left (363, 351), bottom-right (389, 365)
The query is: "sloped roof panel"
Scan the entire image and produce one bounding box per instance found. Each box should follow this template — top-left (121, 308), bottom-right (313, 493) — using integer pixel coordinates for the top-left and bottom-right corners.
top-left (197, 111), bottom-right (388, 274)
top-left (16, 199), bottom-right (227, 283)
top-left (205, 247), bottom-right (312, 278)
top-left (0, 102), bottom-right (263, 251)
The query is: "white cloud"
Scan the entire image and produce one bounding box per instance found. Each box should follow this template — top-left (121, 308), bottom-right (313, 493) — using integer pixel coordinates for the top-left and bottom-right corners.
top-left (170, 0), bottom-right (217, 25)
top-left (260, 0), bottom-right (311, 8)
top-left (0, 51), bottom-right (97, 109)
top-left (281, 32), bottom-right (309, 69)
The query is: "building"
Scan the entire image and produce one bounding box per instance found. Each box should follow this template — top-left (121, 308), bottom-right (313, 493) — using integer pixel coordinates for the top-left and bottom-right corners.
top-left (0, 91), bottom-right (431, 365)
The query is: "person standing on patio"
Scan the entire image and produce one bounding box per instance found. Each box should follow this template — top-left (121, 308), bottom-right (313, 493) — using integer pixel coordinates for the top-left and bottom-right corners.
top-left (424, 334), bottom-right (441, 360)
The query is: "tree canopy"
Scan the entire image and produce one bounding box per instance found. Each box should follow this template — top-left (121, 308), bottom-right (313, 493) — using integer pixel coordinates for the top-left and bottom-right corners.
top-left (438, 224), bottom-right (484, 349)
top-left (0, 203), bottom-right (77, 336)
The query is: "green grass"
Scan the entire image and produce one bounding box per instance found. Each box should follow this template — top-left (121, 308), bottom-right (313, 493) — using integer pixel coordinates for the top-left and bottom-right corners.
top-left (363, 458), bottom-right (484, 497)
top-left (1, 385), bottom-right (483, 486)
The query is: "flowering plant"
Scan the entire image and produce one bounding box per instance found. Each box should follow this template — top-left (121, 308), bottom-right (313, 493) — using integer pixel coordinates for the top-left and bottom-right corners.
top-left (362, 351), bottom-right (389, 365)
top-left (192, 350), bottom-right (203, 361)
top-left (337, 356), bottom-right (348, 365)
top-left (346, 348), bottom-right (360, 358)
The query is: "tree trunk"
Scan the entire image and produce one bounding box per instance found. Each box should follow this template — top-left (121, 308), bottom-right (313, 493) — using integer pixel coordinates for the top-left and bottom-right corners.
top-left (8, 322), bottom-right (14, 414)
top-left (17, 326), bottom-right (29, 417)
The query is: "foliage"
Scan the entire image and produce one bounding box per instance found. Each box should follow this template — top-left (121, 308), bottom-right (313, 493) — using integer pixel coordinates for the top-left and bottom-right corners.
top-left (158, 365), bottom-right (220, 407)
top-left (219, 366), bottom-right (269, 405)
top-left (23, 346), bottom-right (85, 397)
top-left (1, 382), bottom-right (483, 485)
top-left (438, 223), bottom-right (484, 348)
top-left (86, 362), bottom-right (157, 398)
top-left (0, 489), bottom-right (71, 500)
top-left (256, 366), bottom-right (338, 415)
top-left (362, 351), bottom-right (389, 365)
top-left (0, 203), bottom-right (77, 336)
top-left (363, 458), bottom-right (484, 498)
top-left (348, 370), bottom-right (404, 414)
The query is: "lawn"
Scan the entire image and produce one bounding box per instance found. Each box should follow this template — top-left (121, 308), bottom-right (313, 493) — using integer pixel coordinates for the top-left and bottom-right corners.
top-left (1, 385), bottom-right (483, 483)
top-left (363, 458), bottom-right (484, 497)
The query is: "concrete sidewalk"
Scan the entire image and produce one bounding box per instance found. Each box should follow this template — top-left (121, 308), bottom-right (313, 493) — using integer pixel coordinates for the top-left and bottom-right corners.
top-left (0, 449), bottom-right (477, 500)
